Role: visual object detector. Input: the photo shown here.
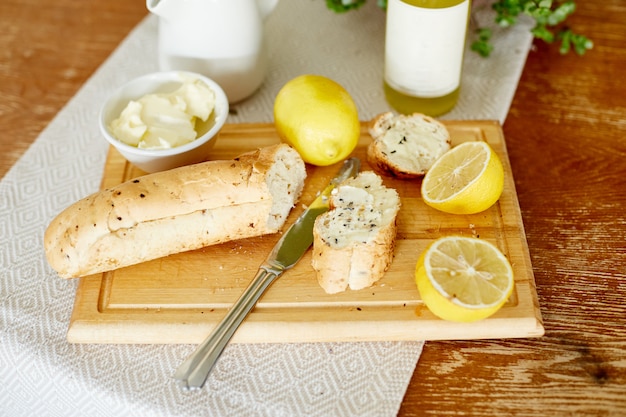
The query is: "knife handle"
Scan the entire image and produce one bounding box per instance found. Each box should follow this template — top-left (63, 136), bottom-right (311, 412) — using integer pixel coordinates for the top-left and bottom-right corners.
top-left (173, 266), bottom-right (280, 390)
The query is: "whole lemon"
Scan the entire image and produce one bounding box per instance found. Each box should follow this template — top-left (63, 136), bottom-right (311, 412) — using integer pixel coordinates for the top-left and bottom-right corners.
top-left (274, 75), bottom-right (360, 166)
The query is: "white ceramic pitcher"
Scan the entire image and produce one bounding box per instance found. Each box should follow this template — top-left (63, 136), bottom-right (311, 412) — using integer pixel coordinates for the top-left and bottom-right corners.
top-left (147, 0), bottom-right (279, 103)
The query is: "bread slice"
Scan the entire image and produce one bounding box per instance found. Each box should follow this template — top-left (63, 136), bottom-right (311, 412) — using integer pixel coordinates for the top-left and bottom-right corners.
top-left (44, 144), bottom-right (306, 278)
top-left (367, 112), bottom-right (451, 179)
top-left (311, 171), bottom-right (400, 294)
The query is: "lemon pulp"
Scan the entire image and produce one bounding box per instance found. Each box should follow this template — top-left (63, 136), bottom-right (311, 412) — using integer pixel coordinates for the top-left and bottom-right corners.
top-left (415, 236), bottom-right (514, 322)
top-left (421, 141), bottom-right (504, 214)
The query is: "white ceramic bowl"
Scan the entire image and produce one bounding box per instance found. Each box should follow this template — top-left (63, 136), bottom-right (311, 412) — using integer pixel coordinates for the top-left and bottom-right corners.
top-left (99, 71), bottom-right (229, 173)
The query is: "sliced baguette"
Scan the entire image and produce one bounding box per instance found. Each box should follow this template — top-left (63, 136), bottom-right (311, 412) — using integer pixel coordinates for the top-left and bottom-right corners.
top-left (44, 144), bottom-right (306, 278)
top-left (311, 171), bottom-right (400, 294)
top-left (367, 112), bottom-right (451, 179)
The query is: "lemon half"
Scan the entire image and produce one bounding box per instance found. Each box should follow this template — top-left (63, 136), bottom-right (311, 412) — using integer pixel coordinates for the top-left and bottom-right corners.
top-left (273, 75), bottom-right (360, 166)
top-left (421, 141), bottom-right (504, 214)
top-left (415, 236), bottom-right (514, 322)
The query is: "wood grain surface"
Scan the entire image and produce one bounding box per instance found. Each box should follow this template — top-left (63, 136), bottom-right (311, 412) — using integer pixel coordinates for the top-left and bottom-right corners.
top-left (1, 0), bottom-right (625, 415)
top-left (399, 2), bottom-right (626, 416)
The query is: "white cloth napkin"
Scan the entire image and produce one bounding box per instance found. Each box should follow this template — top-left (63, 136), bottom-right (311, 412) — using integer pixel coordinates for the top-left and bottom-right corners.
top-left (0, 1), bottom-right (533, 416)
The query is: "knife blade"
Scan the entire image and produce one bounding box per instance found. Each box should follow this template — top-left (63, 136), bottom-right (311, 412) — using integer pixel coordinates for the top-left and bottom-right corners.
top-left (174, 157), bottom-right (361, 390)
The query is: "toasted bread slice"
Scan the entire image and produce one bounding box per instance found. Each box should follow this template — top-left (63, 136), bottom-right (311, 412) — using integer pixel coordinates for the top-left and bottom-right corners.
top-left (367, 112), bottom-right (451, 179)
top-left (312, 171), bottom-right (400, 294)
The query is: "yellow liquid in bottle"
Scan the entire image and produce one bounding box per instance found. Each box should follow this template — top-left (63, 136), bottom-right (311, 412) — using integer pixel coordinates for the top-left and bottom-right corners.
top-left (384, 0), bottom-right (469, 116)
top-left (384, 83), bottom-right (460, 116)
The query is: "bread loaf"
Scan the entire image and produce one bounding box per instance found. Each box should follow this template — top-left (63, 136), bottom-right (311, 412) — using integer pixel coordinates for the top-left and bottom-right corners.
top-left (311, 171), bottom-right (400, 294)
top-left (367, 112), bottom-right (451, 179)
top-left (44, 144), bottom-right (306, 278)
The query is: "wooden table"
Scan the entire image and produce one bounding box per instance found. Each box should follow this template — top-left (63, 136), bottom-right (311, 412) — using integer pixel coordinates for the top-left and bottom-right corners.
top-left (2, 1), bottom-right (624, 415)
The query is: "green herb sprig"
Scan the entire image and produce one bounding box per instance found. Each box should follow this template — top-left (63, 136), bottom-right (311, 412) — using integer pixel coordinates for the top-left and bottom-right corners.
top-left (325, 0), bottom-right (592, 57)
top-left (472, 0), bottom-right (593, 57)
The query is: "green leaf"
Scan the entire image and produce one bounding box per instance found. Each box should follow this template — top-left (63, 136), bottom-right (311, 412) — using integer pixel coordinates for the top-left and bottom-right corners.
top-left (471, 40), bottom-right (495, 58)
top-left (557, 29), bottom-right (594, 55)
top-left (559, 30), bottom-right (572, 54)
top-left (547, 1), bottom-right (576, 26)
top-left (477, 27), bottom-right (493, 42)
top-left (492, 0), bottom-right (523, 27)
top-left (471, 28), bottom-right (494, 57)
top-left (326, 0), bottom-right (366, 13)
top-left (531, 25), bottom-right (555, 43)
top-left (538, 0), bottom-right (553, 9)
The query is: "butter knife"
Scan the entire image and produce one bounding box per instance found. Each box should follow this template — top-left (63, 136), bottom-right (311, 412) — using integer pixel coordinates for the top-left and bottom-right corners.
top-left (174, 157), bottom-right (361, 390)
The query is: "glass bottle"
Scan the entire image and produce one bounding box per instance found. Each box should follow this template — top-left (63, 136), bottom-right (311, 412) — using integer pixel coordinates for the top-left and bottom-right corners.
top-left (383, 0), bottom-right (471, 116)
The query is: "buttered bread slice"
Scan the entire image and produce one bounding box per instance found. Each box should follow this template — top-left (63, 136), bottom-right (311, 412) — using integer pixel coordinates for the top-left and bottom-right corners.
top-left (311, 171), bottom-right (400, 294)
top-left (367, 112), bottom-right (451, 179)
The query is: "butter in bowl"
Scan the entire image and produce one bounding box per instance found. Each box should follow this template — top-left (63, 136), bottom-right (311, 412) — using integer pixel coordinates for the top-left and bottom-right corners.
top-left (99, 71), bottom-right (229, 173)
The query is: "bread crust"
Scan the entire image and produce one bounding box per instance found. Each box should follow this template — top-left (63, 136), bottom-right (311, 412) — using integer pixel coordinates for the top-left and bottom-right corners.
top-left (312, 221), bottom-right (397, 294)
top-left (44, 144), bottom-right (305, 278)
top-left (311, 171), bottom-right (400, 294)
top-left (367, 112), bottom-right (451, 179)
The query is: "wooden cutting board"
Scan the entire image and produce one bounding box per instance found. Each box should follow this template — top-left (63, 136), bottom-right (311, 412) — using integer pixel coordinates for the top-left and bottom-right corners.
top-left (67, 121), bottom-right (544, 344)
